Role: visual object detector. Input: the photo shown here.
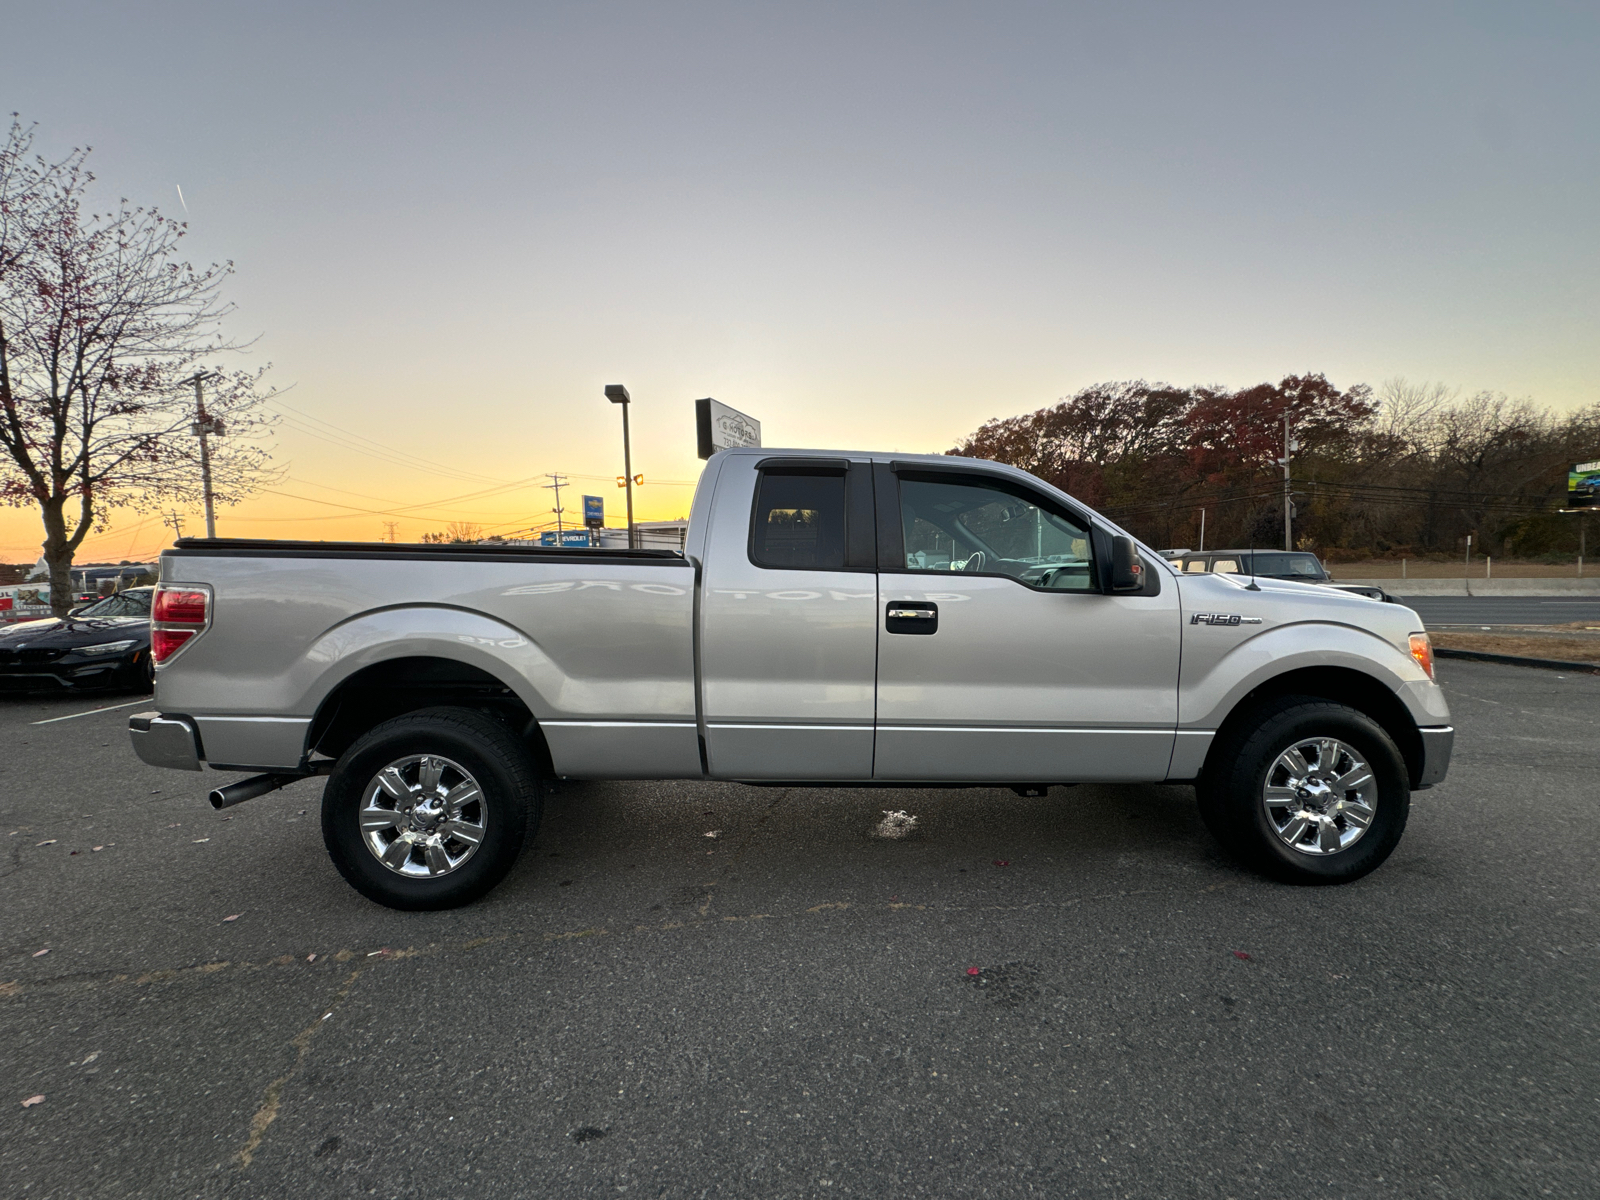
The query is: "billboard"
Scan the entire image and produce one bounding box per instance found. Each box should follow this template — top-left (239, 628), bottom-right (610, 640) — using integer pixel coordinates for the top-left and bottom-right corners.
top-left (582, 495), bottom-right (604, 528)
top-left (539, 530), bottom-right (595, 548)
top-left (696, 397), bottom-right (761, 460)
top-left (0, 585), bottom-right (53, 624)
top-left (1569, 460), bottom-right (1600, 508)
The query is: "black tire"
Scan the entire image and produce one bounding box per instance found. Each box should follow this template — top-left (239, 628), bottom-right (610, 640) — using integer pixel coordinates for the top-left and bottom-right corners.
top-left (1197, 696), bottom-right (1409, 884)
top-left (321, 707), bottom-right (541, 910)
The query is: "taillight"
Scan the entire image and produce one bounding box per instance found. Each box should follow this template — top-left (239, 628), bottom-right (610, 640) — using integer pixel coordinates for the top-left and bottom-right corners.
top-left (153, 589), bottom-right (208, 624)
top-left (1408, 632), bottom-right (1434, 681)
top-left (151, 585), bottom-right (211, 665)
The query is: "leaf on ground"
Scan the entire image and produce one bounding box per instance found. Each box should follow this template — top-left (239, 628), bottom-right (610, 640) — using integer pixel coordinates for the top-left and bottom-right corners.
top-left (1232, 950), bottom-right (1252, 961)
top-left (31, 948), bottom-right (49, 958)
top-left (222, 914), bottom-right (240, 922)
top-left (21, 1095), bottom-right (44, 1108)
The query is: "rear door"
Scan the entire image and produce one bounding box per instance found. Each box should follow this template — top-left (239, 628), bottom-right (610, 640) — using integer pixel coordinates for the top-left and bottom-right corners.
top-left (698, 455), bottom-right (879, 780)
top-left (873, 464), bottom-right (1180, 782)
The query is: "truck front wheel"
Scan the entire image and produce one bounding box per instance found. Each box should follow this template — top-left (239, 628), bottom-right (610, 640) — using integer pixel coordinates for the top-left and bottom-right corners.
top-left (1198, 697), bottom-right (1409, 884)
top-left (322, 707), bottom-right (540, 910)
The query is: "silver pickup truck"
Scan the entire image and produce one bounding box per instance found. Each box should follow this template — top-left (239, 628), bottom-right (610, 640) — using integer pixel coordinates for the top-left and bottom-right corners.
top-left (130, 447), bottom-right (1452, 909)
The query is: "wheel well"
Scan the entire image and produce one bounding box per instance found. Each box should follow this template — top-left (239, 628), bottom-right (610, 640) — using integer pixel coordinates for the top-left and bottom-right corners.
top-left (306, 656), bottom-right (553, 774)
top-left (1205, 666), bottom-right (1424, 788)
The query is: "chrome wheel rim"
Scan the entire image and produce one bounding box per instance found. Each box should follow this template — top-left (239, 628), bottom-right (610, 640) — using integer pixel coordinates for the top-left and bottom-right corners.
top-left (359, 754), bottom-right (487, 878)
top-left (1262, 736), bottom-right (1376, 856)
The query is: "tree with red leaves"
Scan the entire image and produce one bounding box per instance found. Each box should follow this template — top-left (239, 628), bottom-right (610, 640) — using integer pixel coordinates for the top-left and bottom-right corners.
top-left (0, 117), bottom-right (277, 613)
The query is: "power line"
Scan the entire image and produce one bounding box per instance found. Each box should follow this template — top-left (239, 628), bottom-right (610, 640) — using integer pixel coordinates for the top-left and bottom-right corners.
top-left (269, 400), bottom-right (507, 484)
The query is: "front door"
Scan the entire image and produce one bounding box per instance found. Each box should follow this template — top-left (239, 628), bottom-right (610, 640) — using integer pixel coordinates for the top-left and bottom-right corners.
top-left (873, 465), bottom-right (1180, 782)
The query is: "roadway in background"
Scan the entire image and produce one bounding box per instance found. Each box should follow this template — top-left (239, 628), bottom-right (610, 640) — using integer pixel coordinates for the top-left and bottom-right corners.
top-left (3, 662), bottom-right (1596, 1198)
top-left (1402, 596), bottom-right (1600, 626)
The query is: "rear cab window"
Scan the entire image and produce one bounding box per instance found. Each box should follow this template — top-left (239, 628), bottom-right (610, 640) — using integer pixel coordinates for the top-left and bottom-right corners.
top-left (748, 459), bottom-right (875, 571)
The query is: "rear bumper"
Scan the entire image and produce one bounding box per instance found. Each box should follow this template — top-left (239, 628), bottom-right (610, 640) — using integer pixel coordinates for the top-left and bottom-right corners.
top-left (129, 712), bottom-right (203, 772)
top-left (1416, 725), bottom-right (1454, 789)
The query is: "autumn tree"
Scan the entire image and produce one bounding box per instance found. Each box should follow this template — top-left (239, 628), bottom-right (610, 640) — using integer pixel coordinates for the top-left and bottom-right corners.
top-left (0, 117), bottom-right (276, 613)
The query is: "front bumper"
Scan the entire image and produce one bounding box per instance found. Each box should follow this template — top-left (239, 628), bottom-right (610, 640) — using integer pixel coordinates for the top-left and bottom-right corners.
top-left (1416, 725), bottom-right (1454, 789)
top-left (129, 712), bottom-right (203, 772)
top-left (0, 650), bottom-right (144, 691)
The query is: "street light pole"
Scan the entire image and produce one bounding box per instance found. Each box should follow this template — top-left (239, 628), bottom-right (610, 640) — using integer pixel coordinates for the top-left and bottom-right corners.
top-left (181, 371), bottom-right (223, 538)
top-left (605, 384), bottom-right (635, 549)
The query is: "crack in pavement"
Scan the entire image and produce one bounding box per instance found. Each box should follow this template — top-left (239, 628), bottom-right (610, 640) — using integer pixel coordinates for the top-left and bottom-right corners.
top-left (1, 886), bottom-right (1180, 1001)
top-left (236, 966), bottom-right (363, 1168)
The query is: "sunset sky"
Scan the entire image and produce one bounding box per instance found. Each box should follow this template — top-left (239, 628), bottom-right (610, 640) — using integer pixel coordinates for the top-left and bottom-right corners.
top-left (3, 2), bottom-right (1597, 563)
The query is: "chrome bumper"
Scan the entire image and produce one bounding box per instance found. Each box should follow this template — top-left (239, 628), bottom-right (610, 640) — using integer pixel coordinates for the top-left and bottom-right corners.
top-left (1416, 725), bottom-right (1454, 789)
top-left (129, 712), bottom-right (203, 772)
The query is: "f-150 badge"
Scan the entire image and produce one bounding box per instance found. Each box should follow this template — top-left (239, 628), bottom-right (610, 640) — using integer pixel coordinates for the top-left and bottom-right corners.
top-left (1190, 612), bottom-right (1264, 626)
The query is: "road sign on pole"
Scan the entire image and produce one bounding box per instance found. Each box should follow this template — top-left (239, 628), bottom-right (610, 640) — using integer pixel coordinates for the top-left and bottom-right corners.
top-left (583, 495), bottom-right (604, 528)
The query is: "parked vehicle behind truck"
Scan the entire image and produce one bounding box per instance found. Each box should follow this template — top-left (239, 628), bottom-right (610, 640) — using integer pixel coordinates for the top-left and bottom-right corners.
top-left (130, 448), bottom-right (1453, 908)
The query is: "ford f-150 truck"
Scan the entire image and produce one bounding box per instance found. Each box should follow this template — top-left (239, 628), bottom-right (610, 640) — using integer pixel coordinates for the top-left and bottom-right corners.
top-left (130, 447), bottom-right (1453, 909)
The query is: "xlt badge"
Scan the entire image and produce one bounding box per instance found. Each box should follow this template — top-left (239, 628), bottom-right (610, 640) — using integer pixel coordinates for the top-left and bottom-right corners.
top-left (1190, 613), bottom-right (1264, 626)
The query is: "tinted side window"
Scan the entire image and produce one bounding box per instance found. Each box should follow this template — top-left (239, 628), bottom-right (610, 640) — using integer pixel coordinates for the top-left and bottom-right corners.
top-left (751, 473), bottom-right (847, 570)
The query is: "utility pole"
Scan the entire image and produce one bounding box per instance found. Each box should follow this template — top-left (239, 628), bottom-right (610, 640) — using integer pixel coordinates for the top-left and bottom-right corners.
top-left (543, 473), bottom-right (569, 535)
top-left (1277, 413), bottom-right (1299, 552)
top-left (181, 372), bottom-right (223, 538)
top-left (164, 510), bottom-right (185, 541)
top-left (382, 521), bottom-right (399, 543)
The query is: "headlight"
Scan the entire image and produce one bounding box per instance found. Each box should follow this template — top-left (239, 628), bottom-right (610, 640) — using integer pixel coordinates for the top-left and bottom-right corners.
top-left (76, 639), bottom-right (138, 657)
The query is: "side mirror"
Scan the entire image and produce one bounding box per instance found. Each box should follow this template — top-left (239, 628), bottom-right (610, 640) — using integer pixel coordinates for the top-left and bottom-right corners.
top-left (1110, 536), bottom-right (1145, 591)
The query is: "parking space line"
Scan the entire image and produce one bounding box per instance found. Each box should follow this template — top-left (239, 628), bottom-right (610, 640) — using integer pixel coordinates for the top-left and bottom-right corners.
top-left (30, 697), bottom-right (152, 725)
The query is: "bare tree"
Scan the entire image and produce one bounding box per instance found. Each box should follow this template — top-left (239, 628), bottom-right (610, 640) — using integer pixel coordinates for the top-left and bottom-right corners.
top-left (0, 117), bottom-right (277, 613)
top-left (421, 522), bottom-right (484, 544)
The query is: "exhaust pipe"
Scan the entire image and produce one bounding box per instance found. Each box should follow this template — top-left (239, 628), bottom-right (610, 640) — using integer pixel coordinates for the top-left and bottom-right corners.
top-left (209, 769), bottom-right (323, 810)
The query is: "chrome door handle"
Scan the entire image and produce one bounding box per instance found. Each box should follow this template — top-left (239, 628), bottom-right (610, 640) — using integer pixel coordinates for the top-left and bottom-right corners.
top-left (886, 602), bottom-right (938, 634)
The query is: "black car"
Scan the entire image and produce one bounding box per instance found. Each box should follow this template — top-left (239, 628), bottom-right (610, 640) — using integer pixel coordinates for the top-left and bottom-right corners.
top-left (0, 586), bottom-right (155, 693)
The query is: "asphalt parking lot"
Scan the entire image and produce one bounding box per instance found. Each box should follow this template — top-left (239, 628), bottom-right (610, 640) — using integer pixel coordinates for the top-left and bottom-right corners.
top-left (2, 661), bottom-right (1596, 1199)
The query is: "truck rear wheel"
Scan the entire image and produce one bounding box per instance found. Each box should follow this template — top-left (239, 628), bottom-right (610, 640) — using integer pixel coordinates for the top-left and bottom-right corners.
top-left (321, 707), bottom-right (541, 910)
top-left (1197, 696), bottom-right (1409, 884)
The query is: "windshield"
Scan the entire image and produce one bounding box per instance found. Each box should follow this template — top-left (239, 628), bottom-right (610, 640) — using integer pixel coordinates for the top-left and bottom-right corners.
top-left (1247, 553), bottom-right (1325, 578)
top-left (79, 590), bottom-right (151, 618)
